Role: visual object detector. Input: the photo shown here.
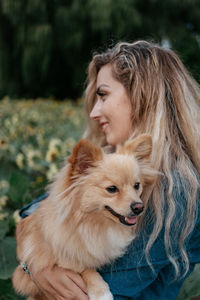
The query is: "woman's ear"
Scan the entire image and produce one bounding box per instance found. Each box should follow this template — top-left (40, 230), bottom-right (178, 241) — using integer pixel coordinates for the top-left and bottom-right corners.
top-left (68, 139), bottom-right (103, 176)
top-left (117, 134), bottom-right (152, 162)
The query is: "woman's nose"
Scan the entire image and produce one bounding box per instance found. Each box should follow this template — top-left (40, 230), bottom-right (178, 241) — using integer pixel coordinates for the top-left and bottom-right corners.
top-left (90, 100), bottom-right (102, 120)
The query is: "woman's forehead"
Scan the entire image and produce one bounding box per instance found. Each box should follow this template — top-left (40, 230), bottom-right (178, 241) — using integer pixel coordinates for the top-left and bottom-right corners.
top-left (96, 64), bottom-right (118, 87)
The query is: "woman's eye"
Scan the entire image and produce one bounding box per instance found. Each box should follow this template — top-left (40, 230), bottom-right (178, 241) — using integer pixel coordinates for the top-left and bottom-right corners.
top-left (106, 185), bottom-right (119, 193)
top-left (96, 90), bottom-right (106, 98)
top-left (134, 182), bottom-right (140, 190)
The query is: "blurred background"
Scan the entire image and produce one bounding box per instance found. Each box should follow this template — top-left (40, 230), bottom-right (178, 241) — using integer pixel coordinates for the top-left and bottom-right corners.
top-left (0, 0), bottom-right (200, 299)
top-left (0, 0), bottom-right (200, 99)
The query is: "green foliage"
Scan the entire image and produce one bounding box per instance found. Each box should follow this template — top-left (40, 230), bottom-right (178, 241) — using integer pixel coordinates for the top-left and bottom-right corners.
top-left (0, 220), bottom-right (9, 239)
top-left (177, 265), bottom-right (200, 300)
top-left (8, 172), bottom-right (30, 209)
top-left (0, 97), bottom-right (84, 297)
top-left (0, 279), bottom-right (25, 299)
top-left (0, 237), bottom-right (17, 280)
top-left (0, 0), bottom-right (200, 99)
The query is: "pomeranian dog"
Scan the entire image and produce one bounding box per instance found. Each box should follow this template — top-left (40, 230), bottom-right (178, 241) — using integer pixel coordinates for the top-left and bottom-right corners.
top-left (12, 135), bottom-right (156, 300)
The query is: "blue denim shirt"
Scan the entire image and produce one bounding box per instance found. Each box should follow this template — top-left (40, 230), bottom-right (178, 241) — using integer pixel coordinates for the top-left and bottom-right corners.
top-left (99, 220), bottom-right (199, 300)
top-left (98, 185), bottom-right (200, 300)
top-left (19, 190), bottom-right (200, 300)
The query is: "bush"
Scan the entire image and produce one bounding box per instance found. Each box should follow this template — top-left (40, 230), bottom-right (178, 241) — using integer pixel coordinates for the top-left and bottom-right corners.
top-left (0, 97), bottom-right (85, 298)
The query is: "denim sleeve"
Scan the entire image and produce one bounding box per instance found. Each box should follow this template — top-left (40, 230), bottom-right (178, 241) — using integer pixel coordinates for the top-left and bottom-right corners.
top-left (100, 247), bottom-right (195, 300)
top-left (133, 263), bottom-right (195, 300)
top-left (99, 237), bottom-right (169, 299)
top-left (19, 193), bottom-right (48, 218)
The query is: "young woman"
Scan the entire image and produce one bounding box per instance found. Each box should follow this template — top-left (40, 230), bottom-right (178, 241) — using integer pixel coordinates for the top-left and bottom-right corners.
top-left (20, 40), bottom-right (200, 300)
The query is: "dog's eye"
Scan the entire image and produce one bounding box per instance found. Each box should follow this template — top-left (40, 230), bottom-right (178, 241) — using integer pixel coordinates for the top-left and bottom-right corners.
top-left (134, 182), bottom-right (140, 190)
top-left (106, 186), bottom-right (119, 193)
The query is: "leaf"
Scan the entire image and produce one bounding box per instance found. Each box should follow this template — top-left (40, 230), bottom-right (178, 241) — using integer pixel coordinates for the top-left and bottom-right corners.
top-left (177, 264), bottom-right (200, 300)
top-left (8, 172), bottom-right (29, 209)
top-left (0, 279), bottom-right (25, 299)
top-left (0, 237), bottom-right (18, 279)
top-left (0, 160), bottom-right (15, 182)
top-left (0, 220), bottom-right (9, 239)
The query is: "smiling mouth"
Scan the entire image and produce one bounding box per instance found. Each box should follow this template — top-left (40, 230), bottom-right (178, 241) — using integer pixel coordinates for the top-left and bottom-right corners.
top-left (100, 122), bottom-right (109, 133)
top-left (105, 206), bottom-right (138, 226)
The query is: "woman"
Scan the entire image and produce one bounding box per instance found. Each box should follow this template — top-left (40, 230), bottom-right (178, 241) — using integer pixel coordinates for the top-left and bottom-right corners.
top-left (20, 40), bottom-right (200, 299)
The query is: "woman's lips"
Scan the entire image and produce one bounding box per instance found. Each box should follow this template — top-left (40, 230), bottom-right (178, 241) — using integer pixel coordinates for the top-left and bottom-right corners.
top-left (100, 122), bottom-right (109, 133)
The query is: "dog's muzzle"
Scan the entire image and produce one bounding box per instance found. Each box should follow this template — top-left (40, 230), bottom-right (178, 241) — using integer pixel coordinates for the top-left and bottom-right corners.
top-left (105, 202), bottom-right (144, 226)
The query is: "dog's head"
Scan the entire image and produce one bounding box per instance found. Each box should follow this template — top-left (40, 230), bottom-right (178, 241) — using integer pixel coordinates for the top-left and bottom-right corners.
top-left (67, 135), bottom-right (157, 227)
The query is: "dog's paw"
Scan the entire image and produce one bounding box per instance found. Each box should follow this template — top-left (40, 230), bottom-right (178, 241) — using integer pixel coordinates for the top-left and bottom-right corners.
top-left (89, 290), bottom-right (113, 300)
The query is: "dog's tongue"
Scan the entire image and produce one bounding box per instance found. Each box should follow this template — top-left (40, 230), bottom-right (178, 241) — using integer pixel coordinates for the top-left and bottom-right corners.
top-left (125, 216), bottom-right (137, 225)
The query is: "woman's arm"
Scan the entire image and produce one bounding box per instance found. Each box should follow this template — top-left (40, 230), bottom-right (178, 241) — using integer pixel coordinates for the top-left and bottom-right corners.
top-left (134, 263), bottom-right (195, 300)
top-left (100, 257), bottom-right (195, 300)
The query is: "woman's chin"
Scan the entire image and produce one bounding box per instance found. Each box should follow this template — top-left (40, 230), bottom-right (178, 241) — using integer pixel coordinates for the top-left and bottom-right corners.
top-left (106, 135), bottom-right (127, 147)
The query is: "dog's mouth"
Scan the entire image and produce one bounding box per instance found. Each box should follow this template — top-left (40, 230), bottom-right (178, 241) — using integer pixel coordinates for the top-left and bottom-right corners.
top-left (105, 206), bottom-right (138, 226)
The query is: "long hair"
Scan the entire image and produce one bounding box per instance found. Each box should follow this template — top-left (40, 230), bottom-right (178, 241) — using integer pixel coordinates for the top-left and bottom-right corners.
top-left (83, 40), bottom-right (200, 278)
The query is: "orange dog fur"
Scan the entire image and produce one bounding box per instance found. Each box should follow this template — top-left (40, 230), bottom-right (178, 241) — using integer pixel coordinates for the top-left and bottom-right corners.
top-left (12, 135), bottom-right (156, 300)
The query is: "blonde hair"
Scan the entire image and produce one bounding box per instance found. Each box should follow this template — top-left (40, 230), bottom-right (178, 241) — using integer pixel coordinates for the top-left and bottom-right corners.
top-left (83, 40), bottom-right (200, 278)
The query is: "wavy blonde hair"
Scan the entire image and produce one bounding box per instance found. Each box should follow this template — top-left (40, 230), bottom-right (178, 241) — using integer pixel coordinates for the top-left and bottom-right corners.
top-left (83, 40), bottom-right (200, 278)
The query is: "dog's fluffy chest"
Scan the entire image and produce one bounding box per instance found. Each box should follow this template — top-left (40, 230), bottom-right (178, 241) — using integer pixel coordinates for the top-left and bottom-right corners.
top-left (48, 217), bottom-right (135, 272)
top-left (46, 213), bottom-right (135, 272)
top-left (76, 223), bottom-right (134, 267)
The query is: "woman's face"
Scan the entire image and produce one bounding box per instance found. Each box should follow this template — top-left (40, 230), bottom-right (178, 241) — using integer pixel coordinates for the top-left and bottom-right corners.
top-left (90, 64), bottom-right (133, 146)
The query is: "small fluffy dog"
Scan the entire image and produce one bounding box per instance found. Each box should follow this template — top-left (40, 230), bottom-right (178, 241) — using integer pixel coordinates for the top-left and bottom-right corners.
top-left (12, 135), bottom-right (156, 300)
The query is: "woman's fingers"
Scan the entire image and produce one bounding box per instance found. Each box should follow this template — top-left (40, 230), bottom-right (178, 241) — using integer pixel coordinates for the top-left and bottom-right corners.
top-left (60, 273), bottom-right (89, 300)
top-left (31, 266), bottom-right (89, 300)
top-left (62, 269), bottom-right (88, 294)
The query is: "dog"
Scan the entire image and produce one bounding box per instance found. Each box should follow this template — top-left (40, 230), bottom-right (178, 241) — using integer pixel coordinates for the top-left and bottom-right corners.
top-left (12, 135), bottom-right (156, 300)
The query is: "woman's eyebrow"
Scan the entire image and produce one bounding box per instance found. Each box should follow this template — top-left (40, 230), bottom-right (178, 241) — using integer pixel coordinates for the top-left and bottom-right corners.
top-left (96, 84), bottom-right (110, 92)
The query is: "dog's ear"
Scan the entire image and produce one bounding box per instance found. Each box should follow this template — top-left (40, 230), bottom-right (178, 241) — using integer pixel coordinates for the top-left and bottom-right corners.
top-left (117, 134), bottom-right (152, 162)
top-left (68, 139), bottom-right (103, 175)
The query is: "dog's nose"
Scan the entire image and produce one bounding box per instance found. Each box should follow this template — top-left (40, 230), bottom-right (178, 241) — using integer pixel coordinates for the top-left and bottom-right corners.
top-left (130, 202), bottom-right (144, 215)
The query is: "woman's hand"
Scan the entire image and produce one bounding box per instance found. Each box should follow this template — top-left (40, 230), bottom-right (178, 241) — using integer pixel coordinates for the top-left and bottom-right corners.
top-left (31, 265), bottom-right (89, 300)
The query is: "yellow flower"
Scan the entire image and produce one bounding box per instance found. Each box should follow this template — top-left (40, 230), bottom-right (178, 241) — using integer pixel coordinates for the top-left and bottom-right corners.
top-left (46, 163), bottom-right (58, 180)
top-left (49, 138), bottom-right (62, 150)
top-left (36, 176), bottom-right (44, 183)
top-left (13, 210), bottom-right (21, 224)
top-left (0, 196), bottom-right (8, 209)
top-left (0, 212), bottom-right (8, 220)
top-left (46, 148), bottom-right (59, 162)
top-left (0, 180), bottom-right (9, 197)
top-left (61, 137), bottom-right (76, 155)
top-left (46, 138), bottom-right (62, 162)
top-left (26, 149), bottom-right (42, 171)
top-left (12, 114), bottom-right (19, 125)
top-left (0, 180), bottom-right (9, 191)
top-left (4, 119), bottom-right (11, 129)
top-left (16, 153), bottom-right (25, 169)
top-left (0, 137), bottom-right (8, 150)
